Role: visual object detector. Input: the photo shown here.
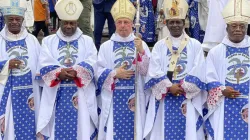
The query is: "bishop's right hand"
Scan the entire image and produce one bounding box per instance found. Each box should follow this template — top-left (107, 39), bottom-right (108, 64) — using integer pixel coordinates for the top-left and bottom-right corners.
top-left (58, 68), bottom-right (77, 81)
top-left (0, 117), bottom-right (5, 134)
top-left (115, 63), bottom-right (134, 80)
top-left (222, 86), bottom-right (241, 98)
top-left (9, 59), bottom-right (22, 69)
top-left (169, 84), bottom-right (184, 96)
top-left (37, 132), bottom-right (45, 140)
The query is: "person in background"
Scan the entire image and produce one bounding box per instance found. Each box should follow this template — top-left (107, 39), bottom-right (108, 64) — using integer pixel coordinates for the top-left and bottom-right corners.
top-left (32, 0), bottom-right (50, 37)
top-left (93, 0), bottom-right (116, 50)
top-left (247, 24), bottom-right (250, 36)
top-left (48, 0), bottom-right (58, 32)
top-left (0, 11), bottom-right (4, 31)
top-left (78, 0), bottom-right (93, 38)
top-left (202, 0), bottom-right (229, 52)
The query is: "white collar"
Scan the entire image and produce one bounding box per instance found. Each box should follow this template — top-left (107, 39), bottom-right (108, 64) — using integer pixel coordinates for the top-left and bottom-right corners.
top-left (167, 33), bottom-right (186, 48)
top-left (169, 33), bottom-right (184, 41)
top-left (0, 25), bottom-right (28, 41)
top-left (222, 35), bottom-right (250, 48)
top-left (110, 33), bottom-right (135, 42)
top-left (56, 27), bottom-right (83, 42)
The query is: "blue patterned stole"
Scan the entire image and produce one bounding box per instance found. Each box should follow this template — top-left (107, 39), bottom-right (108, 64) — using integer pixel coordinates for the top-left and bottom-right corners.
top-left (164, 46), bottom-right (188, 140)
top-left (0, 39), bottom-right (36, 139)
top-left (224, 46), bottom-right (249, 139)
top-left (164, 80), bottom-right (186, 140)
top-left (53, 39), bottom-right (79, 139)
top-left (54, 81), bottom-right (78, 139)
top-left (113, 41), bottom-right (135, 139)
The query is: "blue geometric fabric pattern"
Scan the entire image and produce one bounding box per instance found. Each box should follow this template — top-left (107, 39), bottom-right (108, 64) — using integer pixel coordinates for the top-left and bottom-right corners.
top-left (90, 128), bottom-right (98, 140)
top-left (196, 115), bottom-right (203, 131)
top-left (57, 39), bottom-right (78, 67)
top-left (1, 0), bottom-right (26, 17)
top-left (113, 76), bottom-right (135, 139)
top-left (207, 81), bottom-right (223, 91)
top-left (185, 75), bottom-right (207, 90)
top-left (204, 119), bottom-right (214, 139)
top-left (188, 0), bottom-right (205, 43)
top-left (164, 46), bottom-right (189, 139)
top-left (54, 81), bottom-right (78, 139)
top-left (0, 12), bottom-right (4, 31)
top-left (77, 61), bottom-right (94, 78)
top-left (224, 46), bottom-right (249, 139)
top-left (40, 65), bottom-right (60, 77)
top-left (139, 0), bottom-right (155, 42)
top-left (51, 39), bottom-right (81, 139)
top-left (97, 69), bottom-right (112, 92)
top-left (112, 41), bottom-right (135, 139)
top-left (0, 60), bottom-right (7, 72)
top-left (0, 39), bottom-right (36, 139)
top-left (144, 75), bottom-right (168, 90)
top-left (164, 80), bottom-right (186, 140)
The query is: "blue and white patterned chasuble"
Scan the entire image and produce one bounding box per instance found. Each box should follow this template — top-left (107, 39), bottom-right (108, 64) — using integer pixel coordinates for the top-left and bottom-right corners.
top-left (113, 41), bottom-right (135, 139)
top-left (40, 39), bottom-right (79, 139)
top-left (164, 47), bottom-right (188, 140)
top-left (55, 39), bottom-right (79, 139)
top-left (145, 46), bottom-right (204, 140)
top-left (224, 46), bottom-right (249, 139)
top-left (0, 39), bottom-right (36, 139)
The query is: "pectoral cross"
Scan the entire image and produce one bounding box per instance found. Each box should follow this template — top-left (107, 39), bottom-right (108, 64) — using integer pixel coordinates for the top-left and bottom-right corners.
top-left (173, 50), bottom-right (178, 55)
top-left (235, 68), bottom-right (243, 84)
top-left (173, 65), bottom-right (182, 80)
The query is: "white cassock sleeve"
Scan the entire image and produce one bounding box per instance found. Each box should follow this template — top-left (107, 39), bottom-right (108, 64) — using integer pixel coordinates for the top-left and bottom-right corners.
top-left (205, 49), bottom-right (225, 110)
top-left (182, 42), bottom-right (207, 99)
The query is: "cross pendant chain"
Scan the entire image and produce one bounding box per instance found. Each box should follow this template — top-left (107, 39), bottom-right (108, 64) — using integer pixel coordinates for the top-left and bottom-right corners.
top-left (236, 68), bottom-right (243, 84)
top-left (173, 65), bottom-right (182, 80)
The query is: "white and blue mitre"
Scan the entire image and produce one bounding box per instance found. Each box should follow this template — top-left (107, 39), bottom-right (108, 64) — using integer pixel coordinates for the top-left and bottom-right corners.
top-left (0, 0), bottom-right (27, 17)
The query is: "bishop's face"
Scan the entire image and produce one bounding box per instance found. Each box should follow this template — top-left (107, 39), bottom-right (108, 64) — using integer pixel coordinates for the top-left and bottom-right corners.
top-left (166, 19), bottom-right (185, 38)
top-left (61, 20), bottom-right (78, 36)
top-left (5, 15), bottom-right (24, 34)
top-left (115, 18), bottom-right (133, 37)
top-left (227, 22), bottom-right (247, 43)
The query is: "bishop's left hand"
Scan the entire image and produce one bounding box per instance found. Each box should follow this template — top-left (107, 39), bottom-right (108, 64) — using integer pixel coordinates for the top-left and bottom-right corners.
top-left (58, 68), bottom-right (77, 81)
top-left (222, 86), bottom-right (241, 98)
top-left (67, 68), bottom-right (77, 78)
top-left (37, 132), bottom-right (45, 140)
top-left (0, 117), bottom-right (5, 134)
top-left (134, 37), bottom-right (144, 54)
top-left (169, 84), bottom-right (184, 96)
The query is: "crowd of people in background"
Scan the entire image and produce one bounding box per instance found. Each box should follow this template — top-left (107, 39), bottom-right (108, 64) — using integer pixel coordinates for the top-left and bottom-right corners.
top-left (1, 0), bottom-right (250, 139)
top-left (0, 0), bottom-right (217, 50)
top-left (1, 0), bottom-right (248, 51)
